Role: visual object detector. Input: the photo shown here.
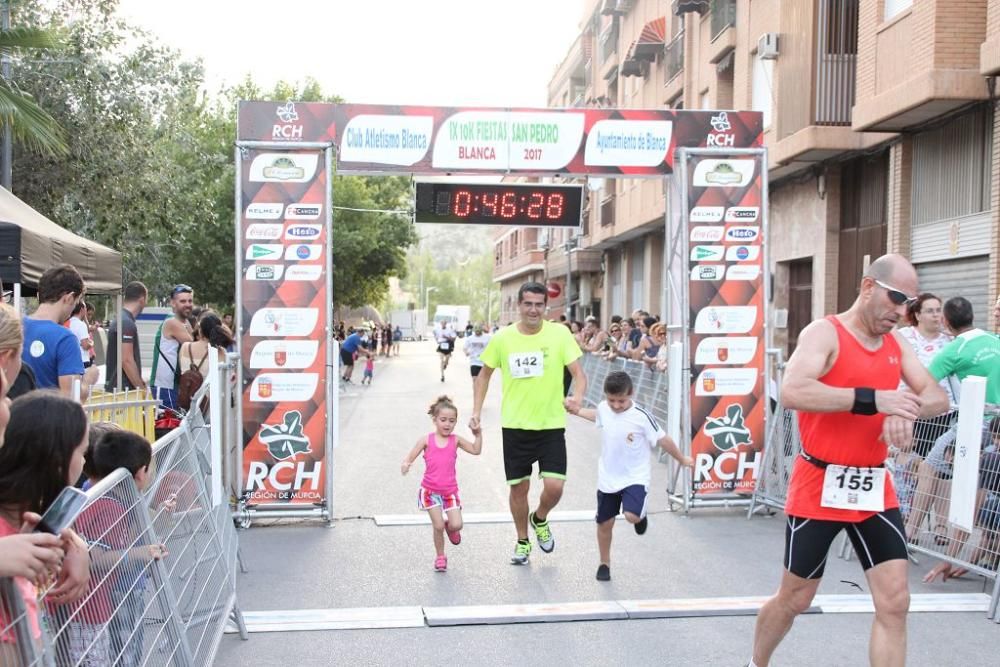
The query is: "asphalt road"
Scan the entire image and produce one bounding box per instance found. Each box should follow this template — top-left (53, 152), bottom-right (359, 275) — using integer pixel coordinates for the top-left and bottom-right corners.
top-left (215, 339), bottom-right (999, 666)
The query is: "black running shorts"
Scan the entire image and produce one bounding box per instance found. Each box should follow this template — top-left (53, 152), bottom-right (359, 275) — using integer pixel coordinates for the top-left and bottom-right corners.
top-left (339, 348), bottom-right (355, 367)
top-left (784, 508), bottom-right (908, 579)
top-left (470, 365), bottom-right (483, 377)
top-left (502, 428), bottom-right (567, 484)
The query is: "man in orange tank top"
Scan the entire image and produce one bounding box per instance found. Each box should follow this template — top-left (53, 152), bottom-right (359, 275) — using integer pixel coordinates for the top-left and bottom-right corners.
top-left (749, 254), bottom-right (949, 667)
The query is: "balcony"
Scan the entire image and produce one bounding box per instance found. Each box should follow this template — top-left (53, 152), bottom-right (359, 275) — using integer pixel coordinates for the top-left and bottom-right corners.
top-left (814, 0), bottom-right (857, 125)
top-left (709, 0), bottom-right (736, 41)
top-left (600, 26), bottom-right (619, 79)
top-left (852, 1), bottom-right (989, 131)
top-left (493, 247), bottom-right (546, 283)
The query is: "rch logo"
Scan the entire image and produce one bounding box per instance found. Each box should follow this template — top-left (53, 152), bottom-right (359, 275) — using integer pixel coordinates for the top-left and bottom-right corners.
top-left (273, 101), bottom-right (303, 140)
top-left (707, 111), bottom-right (734, 147)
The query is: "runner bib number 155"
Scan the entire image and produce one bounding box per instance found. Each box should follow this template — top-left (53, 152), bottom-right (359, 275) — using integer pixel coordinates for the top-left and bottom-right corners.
top-left (508, 351), bottom-right (543, 379)
top-left (820, 465), bottom-right (886, 512)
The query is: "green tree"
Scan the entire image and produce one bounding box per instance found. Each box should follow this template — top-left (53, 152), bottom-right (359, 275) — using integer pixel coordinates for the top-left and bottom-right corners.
top-left (0, 23), bottom-right (67, 156)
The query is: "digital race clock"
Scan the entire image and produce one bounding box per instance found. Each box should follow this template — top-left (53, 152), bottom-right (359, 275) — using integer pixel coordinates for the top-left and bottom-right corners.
top-left (414, 182), bottom-right (584, 228)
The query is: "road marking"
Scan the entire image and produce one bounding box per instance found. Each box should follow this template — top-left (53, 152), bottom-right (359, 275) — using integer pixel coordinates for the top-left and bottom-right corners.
top-left (374, 510), bottom-right (607, 526)
top-left (224, 593), bottom-right (991, 633)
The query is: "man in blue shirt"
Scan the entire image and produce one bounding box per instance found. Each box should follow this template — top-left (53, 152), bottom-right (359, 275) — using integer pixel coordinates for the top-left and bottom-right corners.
top-left (22, 264), bottom-right (87, 398)
top-left (339, 328), bottom-right (370, 383)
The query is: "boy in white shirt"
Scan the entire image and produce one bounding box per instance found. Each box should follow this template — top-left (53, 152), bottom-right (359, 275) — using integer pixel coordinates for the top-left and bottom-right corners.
top-left (567, 371), bottom-right (693, 581)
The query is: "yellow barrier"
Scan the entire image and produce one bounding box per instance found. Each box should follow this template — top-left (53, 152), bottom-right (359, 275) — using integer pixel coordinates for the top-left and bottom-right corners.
top-left (84, 388), bottom-right (159, 439)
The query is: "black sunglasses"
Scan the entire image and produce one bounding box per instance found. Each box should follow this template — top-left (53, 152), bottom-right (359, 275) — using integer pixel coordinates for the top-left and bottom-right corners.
top-left (873, 279), bottom-right (918, 307)
top-left (172, 284), bottom-right (193, 297)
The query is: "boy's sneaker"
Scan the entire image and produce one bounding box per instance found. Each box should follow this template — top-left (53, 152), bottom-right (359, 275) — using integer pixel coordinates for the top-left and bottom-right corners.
top-left (434, 555), bottom-right (447, 572)
top-left (447, 528), bottom-right (461, 545)
top-left (596, 564), bottom-right (611, 581)
top-left (634, 516), bottom-right (648, 535)
top-left (530, 512), bottom-right (555, 553)
top-left (510, 540), bottom-right (531, 565)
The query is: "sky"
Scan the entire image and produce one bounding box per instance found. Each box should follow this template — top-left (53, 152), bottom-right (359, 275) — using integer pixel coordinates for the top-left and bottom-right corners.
top-left (116, 0), bottom-right (587, 108)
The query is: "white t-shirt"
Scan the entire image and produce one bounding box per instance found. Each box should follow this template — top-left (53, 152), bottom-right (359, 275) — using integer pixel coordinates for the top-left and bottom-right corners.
top-left (433, 326), bottom-right (456, 352)
top-left (595, 400), bottom-right (666, 492)
top-left (68, 316), bottom-right (90, 363)
top-left (463, 333), bottom-right (491, 367)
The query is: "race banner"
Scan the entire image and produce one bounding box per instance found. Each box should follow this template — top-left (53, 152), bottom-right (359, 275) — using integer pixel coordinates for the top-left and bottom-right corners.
top-left (683, 149), bottom-right (767, 496)
top-left (238, 148), bottom-right (330, 505)
top-left (238, 101), bottom-right (762, 176)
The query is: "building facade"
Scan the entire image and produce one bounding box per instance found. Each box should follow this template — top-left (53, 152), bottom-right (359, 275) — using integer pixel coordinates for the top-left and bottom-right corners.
top-left (493, 0), bottom-right (1000, 352)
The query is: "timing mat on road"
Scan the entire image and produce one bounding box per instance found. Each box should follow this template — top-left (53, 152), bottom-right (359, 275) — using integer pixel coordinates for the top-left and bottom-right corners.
top-left (224, 593), bottom-right (991, 634)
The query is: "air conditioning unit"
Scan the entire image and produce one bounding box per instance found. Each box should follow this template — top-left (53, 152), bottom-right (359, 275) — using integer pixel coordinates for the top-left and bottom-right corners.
top-left (757, 33), bottom-right (779, 60)
top-left (538, 227), bottom-right (550, 249)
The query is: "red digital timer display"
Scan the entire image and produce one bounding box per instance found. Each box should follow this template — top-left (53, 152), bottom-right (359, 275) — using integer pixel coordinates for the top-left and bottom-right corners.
top-left (414, 182), bottom-right (583, 228)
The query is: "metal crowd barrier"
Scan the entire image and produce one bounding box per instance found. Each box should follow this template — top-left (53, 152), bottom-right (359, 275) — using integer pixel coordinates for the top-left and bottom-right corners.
top-left (574, 352), bottom-right (670, 426)
top-left (83, 389), bottom-right (159, 441)
top-left (0, 366), bottom-right (247, 665)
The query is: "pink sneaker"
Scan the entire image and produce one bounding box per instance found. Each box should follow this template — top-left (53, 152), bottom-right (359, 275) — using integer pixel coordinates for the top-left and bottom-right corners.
top-left (434, 555), bottom-right (447, 572)
top-left (447, 528), bottom-right (461, 545)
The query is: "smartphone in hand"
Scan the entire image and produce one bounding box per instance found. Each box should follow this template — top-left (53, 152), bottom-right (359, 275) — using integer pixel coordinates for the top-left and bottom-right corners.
top-left (34, 487), bottom-right (88, 535)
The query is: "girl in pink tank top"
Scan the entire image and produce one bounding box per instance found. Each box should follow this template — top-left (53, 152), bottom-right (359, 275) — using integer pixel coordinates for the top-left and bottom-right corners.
top-left (401, 395), bottom-right (482, 572)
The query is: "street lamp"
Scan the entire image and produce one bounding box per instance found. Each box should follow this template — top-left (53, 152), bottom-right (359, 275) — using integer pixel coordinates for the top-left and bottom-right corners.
top-left (425, 286), bottom-right (438, 312)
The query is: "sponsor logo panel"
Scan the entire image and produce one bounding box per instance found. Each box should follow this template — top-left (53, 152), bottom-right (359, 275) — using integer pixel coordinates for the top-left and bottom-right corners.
top-left (724, 206), bottom-right (759, 222)
top-left (249, 340), bottom-right (320, 370)
top-left (690, 265), bottom-right (724, 281)
top-left (689, 206), bottom-right (724, 223)
top-left (245, 244), bottom-right (283, 261)
top-left (258, 410), bottom-right (311, 460)
top-left (693, 306), bottom-right (758, 334)
top-left (692, 159), bottom-right (755, 188)
top-left (725, 245), bottom-right (760, 262)
top-left (245, 264), bottom-right (285, 281)
top-left (285, 244), bottom-right (323, 261)
top-left (725, 226), bottom-right (760, 243)
top-left (690, 245), bottom-right (725, 261)
top-left (249, 373), bottom-right (319, 402)
top-left (248, 308), bottom-right (320, 337)
top-left (695, 368), bottom-right (758, 397)
top-left (245, 203), bottom-right (284, 219)
top-left (726, 265), bottom-right (762, 281)
top-left (694, 336), bottom-right (759, 365)
top-left (284, 265), bottom-right (324, 281)
top-left (285, 204), bottom-right (323, 220)
top-left (285, 224), bottom-right (323, 240)
top-left (248, 153), bottom-right (319, 183)
top-left (690, 226), bottom-right (725, 242)
top-left (246, 224), bottom-right (284, 241)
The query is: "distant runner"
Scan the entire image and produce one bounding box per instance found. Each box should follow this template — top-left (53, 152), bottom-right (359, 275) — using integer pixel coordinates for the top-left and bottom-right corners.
top-left (462, 323), bottom-right (491, 383)
top-left (433, 321), bottom-right (457, 382)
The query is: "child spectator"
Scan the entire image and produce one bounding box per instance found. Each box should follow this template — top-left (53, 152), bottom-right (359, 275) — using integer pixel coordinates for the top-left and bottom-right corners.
top-left (567, 371), bottom-right (693, 581)
top-left (401, 396), bottom-right (482, 572)
top-left (71, 430), bottom-right (168, 666)
top-left (362, 356), bottom-right (375, 385)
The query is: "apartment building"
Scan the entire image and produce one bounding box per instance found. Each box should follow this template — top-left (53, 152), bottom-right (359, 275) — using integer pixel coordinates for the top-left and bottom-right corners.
top-left (493, 0), bottom-right (1000, 352)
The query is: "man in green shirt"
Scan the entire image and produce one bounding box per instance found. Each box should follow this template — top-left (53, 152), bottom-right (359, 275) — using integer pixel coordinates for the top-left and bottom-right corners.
top-left (471, 282), bottom-right (587, 565)
top-left (929, 297), bottom-right (1000, 404)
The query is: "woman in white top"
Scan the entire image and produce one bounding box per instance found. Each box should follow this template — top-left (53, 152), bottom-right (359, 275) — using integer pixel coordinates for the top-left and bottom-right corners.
top-left (892, 293), bottom-right (954, 542)
top-left (178, 312), bottom-right (233, 377)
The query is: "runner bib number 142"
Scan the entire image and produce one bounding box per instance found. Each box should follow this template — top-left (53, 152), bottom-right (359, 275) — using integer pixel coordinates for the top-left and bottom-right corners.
top-left (820, 465), bottom-right (886, 512)
top-left (508, 351), bottom-right (543, 379)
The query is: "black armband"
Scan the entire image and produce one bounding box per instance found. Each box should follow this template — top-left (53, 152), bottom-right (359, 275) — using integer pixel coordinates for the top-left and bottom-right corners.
top-left (851, 387), bottom-right (878, 415)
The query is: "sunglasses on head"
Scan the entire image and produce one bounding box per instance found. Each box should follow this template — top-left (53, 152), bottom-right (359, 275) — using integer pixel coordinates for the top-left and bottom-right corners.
top-left (172, 284), bottom-right (193, 297)
top-left (873, 279), bottom-right (918, 307)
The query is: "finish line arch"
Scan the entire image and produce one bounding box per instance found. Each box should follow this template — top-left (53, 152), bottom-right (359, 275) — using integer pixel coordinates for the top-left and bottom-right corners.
top-left (234, 101), bottom-right (767, 522)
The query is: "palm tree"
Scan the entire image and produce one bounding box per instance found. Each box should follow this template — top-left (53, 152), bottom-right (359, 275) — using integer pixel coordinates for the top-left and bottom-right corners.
top-left (0, 25), bottom-right (67, 156)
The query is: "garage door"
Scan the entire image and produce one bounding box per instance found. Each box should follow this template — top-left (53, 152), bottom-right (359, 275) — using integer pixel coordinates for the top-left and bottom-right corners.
top-left (915, 256), bottom-right (991, 330)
